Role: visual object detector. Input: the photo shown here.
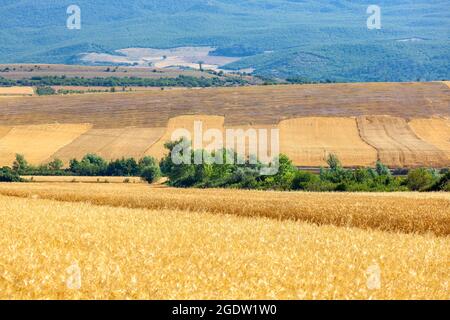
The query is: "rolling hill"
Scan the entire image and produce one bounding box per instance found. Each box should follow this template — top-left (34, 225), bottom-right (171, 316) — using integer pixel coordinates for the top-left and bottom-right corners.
top-left (0, 0), bottom-right (449, 82)
top-left (0, 82), bottom-right (448, 168)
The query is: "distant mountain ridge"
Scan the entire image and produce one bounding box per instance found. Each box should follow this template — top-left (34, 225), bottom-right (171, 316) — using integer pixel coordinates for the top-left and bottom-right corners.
top-left (0, 0), bottom-right (449, 82)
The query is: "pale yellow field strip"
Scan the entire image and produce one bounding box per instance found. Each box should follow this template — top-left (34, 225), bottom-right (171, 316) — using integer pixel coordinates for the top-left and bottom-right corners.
top-left (145, 115), bottom-right (226, 160)
top-left (146, 115), bottom-right (280, 161)
top-left (0, 124), bottom-right (92, 166)
top-left (0, 194), bottom-right (448, 300)
top-left (53, 127), bottom-right (166, 163)
top-left (279, 117), bottom-right (377, 167)
top-left (0, 126), bottom-right (11, 140)
top-left (145, 115), bottom-right (380, 167)
top-left (21, 176), bottom-right (144, 184)
top-left (443, 81), bottom-right (450, 89)
top-left (409, 118), bottom-right (450, 160)
top-left (0, 183), bottom-right (448, 236)
top-left (50, 128), bottom-right (126, 164)
top-left (96, 127), bottom-right (166, 160)
top-left (0, 86), bottom-right (34, 96)
top-left (357, 116), bottom-right (449, 167)
top-left (224, 123), bottom-right (279, 159)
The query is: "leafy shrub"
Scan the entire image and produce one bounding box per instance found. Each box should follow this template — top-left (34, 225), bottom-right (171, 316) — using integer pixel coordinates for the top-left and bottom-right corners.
top-left (140, 165), bottom-right (161, 184)
top-left (429, 171), bottom-right (450, 191)
top-left (70, 154), bottom-right (108, 176)
top-left (406, 168), bottom-right (436, 191)
top-left (0, 167), bottom-right (22, 182)
top-left (12, 154), bottom-right (29, 174)
top-left (48, 158), bottom-right (64, 171)
top-left (291, 171), bottom-right (319, 190)
top-left (375, 161), bottom-right (391, 176)
top-left (36, 86), bottom-right (56, 95)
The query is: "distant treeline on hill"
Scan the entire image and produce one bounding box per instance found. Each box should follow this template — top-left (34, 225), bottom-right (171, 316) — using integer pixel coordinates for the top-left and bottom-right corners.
top-left (0, 75), bottom-right (248, 88)
top-left (1, 142), bottom-right (449, 192)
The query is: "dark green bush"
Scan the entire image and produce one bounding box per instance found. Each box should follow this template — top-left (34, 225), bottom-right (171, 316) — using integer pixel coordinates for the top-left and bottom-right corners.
top-left (0, 167), bottom-right (22, 182)
top-left (406, 168), bottom-right (436, 191)
top-left (36, 86), bottom-right (56, 95)
top-left (140, 165), bottom-right (161, 184)
top-left (429, 171), bottom-right (450, 191)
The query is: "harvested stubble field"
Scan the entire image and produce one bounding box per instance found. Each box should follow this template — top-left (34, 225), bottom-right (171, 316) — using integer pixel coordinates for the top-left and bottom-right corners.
top-left (409, 118), bottom-right (450, 161)
top-left (0, 124), bottom-right (92, 166)
top-left (51, 127), bottom-right (166, 164)
top-left (0, 82), bottom-right (449, 168)
top-left (279, 117), bottom-right (377, 167)
top-left (0, 86), bottom-right (34, 96)
top-left (1, 82), bottom-right (449, 128)
top-left (357, 116), bottom-right (448, 167)
top-left (0, 183), bottom-right (448, 300)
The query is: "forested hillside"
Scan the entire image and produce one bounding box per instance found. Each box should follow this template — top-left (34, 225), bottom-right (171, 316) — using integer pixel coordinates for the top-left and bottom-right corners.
top-left (0, 0), bottom-right (448, 81)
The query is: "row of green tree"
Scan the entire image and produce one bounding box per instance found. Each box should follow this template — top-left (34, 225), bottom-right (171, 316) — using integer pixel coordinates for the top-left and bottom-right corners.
top-left (0, 145), bottom-right (449, 192)
top-left (0, 154), bottom-right (161, 183)
top-left (0, 75), bottom-right (247, 88)
top-left (159, 140), bottom-right (450, 192)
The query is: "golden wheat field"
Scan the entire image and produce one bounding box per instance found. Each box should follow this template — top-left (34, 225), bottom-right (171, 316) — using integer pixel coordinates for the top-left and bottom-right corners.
top-left (1, 183), bottom-right (449, 236)
top-left (0, 183), bottom-right (448, 300)
top-left (20, 176), bottom-right (145, 184)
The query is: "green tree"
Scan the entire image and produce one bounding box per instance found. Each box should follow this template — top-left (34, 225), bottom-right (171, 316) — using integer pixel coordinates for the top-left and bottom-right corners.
top-left (140, 165), bottom-right (161, 184)
top-left (70, 154), bottom-right (107, 176)
top-left (0, 167), bottom-right (22, 182)
top-left (375, 161), bottom-right (391, 176)
top-left (292, 170), bottom-right (319, 190)
top-left (327, 154), bottom-right (342, 171)
top-left (48, 158), bottom-right (64, 171)
top-left (271, 154), bottom-right (297, 190)
top-left (160, 138), bottom-right (197, 187)
top-left (406, 168), bottom-right (435, 191)
top-left (429, 171), bottom-right (450, 191)
top-left (36, 86), bottom-right (56, 95)
top-left (12, 154), bottom-right (29, 174)
top-left (139, 156), bottom-right (158, 169)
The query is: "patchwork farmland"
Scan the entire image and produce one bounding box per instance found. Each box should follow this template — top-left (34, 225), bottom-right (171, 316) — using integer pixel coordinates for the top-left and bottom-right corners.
top-left (0, 82), bottom-right (448, 168)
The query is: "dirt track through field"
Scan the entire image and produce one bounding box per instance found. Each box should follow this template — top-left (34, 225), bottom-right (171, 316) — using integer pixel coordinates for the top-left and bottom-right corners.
top-left (357, 116), bottom-right (448, 167)
top-left (279, 117), bottom-right (377, 167)
top-left (409, 118), bottom-right (450, 161)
